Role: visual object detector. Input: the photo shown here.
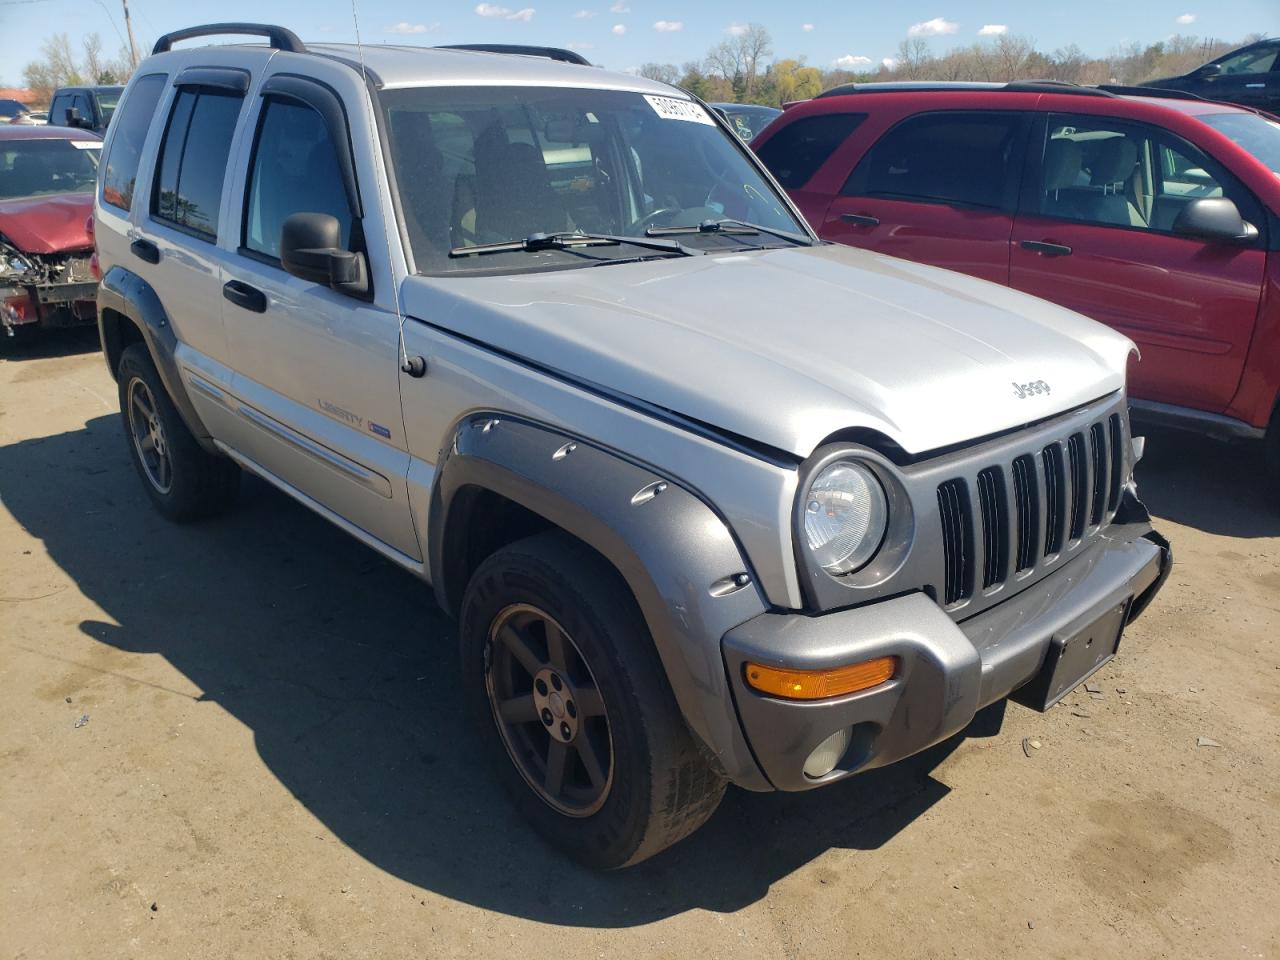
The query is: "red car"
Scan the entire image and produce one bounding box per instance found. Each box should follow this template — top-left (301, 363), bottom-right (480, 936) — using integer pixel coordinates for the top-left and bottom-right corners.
top-left (1, 125), bottom-right (102, 343)
top-left (752, 82), bottom-right (1280, 488)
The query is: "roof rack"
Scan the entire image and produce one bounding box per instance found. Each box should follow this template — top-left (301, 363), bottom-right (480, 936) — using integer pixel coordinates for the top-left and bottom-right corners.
top-left (152, 23), bottom-right (306, 55)
top-left (437, 44), bottom-right (592, 66)
top-left (816, 79), bottom-right (1115, 100)
top-left (1096, 84), bottom-right (1207, 102)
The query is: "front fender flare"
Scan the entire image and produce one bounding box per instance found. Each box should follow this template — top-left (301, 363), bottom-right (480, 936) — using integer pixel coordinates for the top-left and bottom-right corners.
top-left (429, 414), bottom-right (772, 790)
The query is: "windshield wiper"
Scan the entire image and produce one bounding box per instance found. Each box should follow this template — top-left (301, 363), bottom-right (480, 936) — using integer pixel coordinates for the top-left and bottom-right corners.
top-left (449, 231), bottom-right (701, 259)
top-left (646, 218), bottom-right (814, 246)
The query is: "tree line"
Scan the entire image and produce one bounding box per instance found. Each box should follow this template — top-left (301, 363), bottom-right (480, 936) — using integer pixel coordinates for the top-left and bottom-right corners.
top-left (21, 33), bottom-right (134, 104)
top-left (637, 26), bottom-right (1267, 108)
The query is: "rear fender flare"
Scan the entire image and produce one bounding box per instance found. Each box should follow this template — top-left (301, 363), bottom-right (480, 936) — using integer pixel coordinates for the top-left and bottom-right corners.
top-left (98, 265), bottom-right (215, 453)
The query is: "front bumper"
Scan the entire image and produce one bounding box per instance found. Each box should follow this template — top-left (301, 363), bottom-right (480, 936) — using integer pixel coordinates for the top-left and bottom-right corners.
top-left (3, 281), bottom-right (98, 331)
top-left (722, 502), bottom-right (1171, 792)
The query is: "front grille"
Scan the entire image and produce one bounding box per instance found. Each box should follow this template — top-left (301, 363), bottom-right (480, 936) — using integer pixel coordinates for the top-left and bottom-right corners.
top-left (936, 411), bottom-right (1126, 608)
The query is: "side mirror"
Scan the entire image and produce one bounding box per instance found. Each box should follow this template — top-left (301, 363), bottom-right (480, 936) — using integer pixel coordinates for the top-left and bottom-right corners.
top-left (1193, 62), bottom-right (1222, 78)
top-left (65, 106), bottom-right (82, 128)
top-left (280, 212), bottom-right (368, 296)
top-left (1172, 198), bottom-right (1258, 244)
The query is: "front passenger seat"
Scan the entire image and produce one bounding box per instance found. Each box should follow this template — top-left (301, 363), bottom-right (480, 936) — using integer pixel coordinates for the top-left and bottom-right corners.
top-left (473, 140), bottom-right (568, 242)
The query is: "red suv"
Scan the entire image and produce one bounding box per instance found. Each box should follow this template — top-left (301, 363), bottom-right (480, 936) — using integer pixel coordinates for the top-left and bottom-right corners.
top-left (752, 82), bottom-right (1280, 488)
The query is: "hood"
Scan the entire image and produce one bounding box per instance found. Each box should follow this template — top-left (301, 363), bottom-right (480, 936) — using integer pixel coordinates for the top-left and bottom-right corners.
top-left (0, 192), bottom-right (93, 254)
top-left (402, 244), bottom-right (1134, 459)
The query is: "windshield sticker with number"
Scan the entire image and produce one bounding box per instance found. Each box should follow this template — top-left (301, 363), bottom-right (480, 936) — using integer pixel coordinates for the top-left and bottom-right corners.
top-left (643, 95), bottom-right (715, 126)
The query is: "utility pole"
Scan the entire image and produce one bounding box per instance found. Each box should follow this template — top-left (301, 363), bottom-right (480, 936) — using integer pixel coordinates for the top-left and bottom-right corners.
top-left (122, 0), bottom-right (139, 69)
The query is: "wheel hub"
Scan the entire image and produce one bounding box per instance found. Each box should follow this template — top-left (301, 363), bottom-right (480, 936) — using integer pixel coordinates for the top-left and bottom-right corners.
top-left (533, 667), bottom-right (578, 742)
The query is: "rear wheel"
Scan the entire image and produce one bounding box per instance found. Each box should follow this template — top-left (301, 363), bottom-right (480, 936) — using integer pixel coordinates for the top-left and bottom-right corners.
top-left (460, 531), bottom-right (726, 868)
top-left (117, 343), bottom-right (239, 522)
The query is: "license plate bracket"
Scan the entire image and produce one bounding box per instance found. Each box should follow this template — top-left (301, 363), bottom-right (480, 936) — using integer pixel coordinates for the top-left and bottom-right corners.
top-left (1014, 599), bottom-right (1130, 711)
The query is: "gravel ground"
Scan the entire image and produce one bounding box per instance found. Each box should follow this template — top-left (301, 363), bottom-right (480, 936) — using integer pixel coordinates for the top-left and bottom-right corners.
top-left (2, 329), bottom-right (1277, 960)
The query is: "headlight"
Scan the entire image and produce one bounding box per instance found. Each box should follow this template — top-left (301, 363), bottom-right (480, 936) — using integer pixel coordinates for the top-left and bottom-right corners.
top-left (802, 461), bottom-right (888, 575)
top-left (0, 244), bottom-right (32, 280)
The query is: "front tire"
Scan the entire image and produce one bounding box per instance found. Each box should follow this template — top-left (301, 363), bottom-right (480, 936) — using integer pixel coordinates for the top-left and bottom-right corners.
top-left (117, 343), bottom-right (239, 522)
top-left (460, 531), bottom-right (726, 869)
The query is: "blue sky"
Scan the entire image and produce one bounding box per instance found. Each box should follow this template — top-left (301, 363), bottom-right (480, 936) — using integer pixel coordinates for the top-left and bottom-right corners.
top-left (1, 1), bottom-right (1277, 85)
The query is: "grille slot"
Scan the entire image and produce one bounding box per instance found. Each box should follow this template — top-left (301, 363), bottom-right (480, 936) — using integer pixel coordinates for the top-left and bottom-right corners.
top-left (1067, 432), bottom-right (1088, 541)
top-left (976, 467), bottom-right (1008, 589)
top-left (1012, 454), bottom-right (1039, 573)
top-left (1042, 443), bottom-right (1065, 556)
top-left (1089, 422), bottom-right (1107, 527)
top-left (937, 479), bottom-right (973, 605)
top-left (1106, 413), bottom-right (1124, 513)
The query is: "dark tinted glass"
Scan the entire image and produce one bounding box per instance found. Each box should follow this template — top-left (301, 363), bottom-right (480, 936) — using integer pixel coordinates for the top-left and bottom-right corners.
top-left (0, 139), bottom-right (101, 199)
top-left (152, 89), bottom-right (243, 239)
top-left (102, 74), bottom-right (166, 211)
top-left (844, 112), bottom-right (1023, 209)
top-left (49, 94), bottom-right (70, 126)
top-left (244, 99), bottom-right (352, 259)
top-left (756, 113), bottom-right (865, 188)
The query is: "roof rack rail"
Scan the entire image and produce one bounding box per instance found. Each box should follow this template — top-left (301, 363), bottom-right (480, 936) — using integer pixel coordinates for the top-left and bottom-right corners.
top-left (437, 44), bottom-right (592, 66)
top-left (1096, 84), bottom-right (1207, 102)
top-left (152, 23), bottom-right (306, 55)
top-left (816, 79), bottom-right (1117, 100)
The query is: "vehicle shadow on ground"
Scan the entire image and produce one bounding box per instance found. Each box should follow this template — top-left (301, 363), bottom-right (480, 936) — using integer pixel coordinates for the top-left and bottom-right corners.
top-left (1133, 424), bottom-right (1279, 537)
top-left (0, 326), bottom-right (100, 362)
top-left (2, 415), bottom-right (983, 927)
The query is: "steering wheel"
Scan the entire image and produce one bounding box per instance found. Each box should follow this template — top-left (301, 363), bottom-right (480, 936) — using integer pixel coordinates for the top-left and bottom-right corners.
top-left (634, 206), bottom-right (684, 231)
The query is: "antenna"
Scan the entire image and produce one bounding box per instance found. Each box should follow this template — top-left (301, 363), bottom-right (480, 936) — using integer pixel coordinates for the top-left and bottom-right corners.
top-left (348, 0), bottom-right (415, 375)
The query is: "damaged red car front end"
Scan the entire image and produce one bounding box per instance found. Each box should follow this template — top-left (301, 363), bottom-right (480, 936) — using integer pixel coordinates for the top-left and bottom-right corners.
top-left (1, 126), bottom-right (102, 340)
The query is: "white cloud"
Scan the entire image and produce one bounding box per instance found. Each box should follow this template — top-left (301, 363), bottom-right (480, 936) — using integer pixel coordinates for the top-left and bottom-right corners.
top-left (386, 21), bottom-right (431, 34)
top-left (610, 1), bottom-right (629, 12)
top-left (612, 23), bottom-right (626, 34)
top-left (907, 17), bottom-right (958, 37)
top-left (802, 23), bottom-right (815, 32)
top-left (475, 3), bottom-right (535, 20)
top-left (726, 23), bottom-right (749, 37)
top-left (833, 54), bottom-right (873, 68)
top-left (978, 24), bottom-right (1007, 36)
top-left (1175, 13), bottom-right (1197, 24)
top-left (882, 57), bottom-right (900, 69)
top-left (653, 20), bottom-right (683, 32)
top-left (573, 9), bottom-right (595, 17)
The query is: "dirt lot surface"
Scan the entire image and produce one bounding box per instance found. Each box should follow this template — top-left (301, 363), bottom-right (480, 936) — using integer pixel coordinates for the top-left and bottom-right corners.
top-left (2, 330), bottom-right (1277, 960)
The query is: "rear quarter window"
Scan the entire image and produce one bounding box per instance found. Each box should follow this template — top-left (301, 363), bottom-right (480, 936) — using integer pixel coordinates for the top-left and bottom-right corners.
top-left (756, 113), bottom-right (866, 189)
top-left (101, 74), bottom-right (167, 212)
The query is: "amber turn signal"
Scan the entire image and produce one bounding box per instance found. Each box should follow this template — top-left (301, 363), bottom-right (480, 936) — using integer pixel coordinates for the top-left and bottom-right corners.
top-left (744, 656), bottom-right (896, 700)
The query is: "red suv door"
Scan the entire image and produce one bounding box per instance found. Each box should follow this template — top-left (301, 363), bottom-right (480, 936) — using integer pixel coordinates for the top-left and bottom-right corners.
top-left (820, 110), bottom-right (1030, 285)
top-left (1010, 113), bottom-right (1266, 412)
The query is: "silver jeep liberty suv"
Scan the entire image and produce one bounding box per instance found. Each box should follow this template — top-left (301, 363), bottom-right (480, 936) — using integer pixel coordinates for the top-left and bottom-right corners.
top-left (94, 24), bottom-right (1170, 868)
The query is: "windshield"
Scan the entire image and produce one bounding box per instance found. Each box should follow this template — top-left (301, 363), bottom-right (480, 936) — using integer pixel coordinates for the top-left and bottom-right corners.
top-left (1201, 112), bottom-right (1280, 177)
top-left (381, 85), bottom-right (805, 274)
top-left (97, 91), bottom-right (121, 124)
top-left (0, 138), bottom-right (101, 199)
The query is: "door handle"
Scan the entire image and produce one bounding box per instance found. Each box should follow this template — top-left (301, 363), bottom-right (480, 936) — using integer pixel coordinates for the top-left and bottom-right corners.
top-left (840, 213), bottom-right (881, 227)
top-left (1020, 240), bottom-right (1073, 257)
top-left (222, 280), bottom-right (267, 313)
top-left (130, 238), bottom-right (160, 264)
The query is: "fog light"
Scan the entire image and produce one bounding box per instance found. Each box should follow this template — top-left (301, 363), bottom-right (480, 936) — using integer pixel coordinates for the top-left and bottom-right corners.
top-left (803, 728), bottom-right (852, 779)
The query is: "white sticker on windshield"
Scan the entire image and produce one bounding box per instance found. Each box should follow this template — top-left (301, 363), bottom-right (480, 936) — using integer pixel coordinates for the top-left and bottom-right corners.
top-left (70, 141), bottom-right (100, 150)
top-left (644, 95), bottom-right (715, 126)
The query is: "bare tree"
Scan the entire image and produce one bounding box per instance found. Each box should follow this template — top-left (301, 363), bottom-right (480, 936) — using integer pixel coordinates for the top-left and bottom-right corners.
top-left (895, 38), bottom-right (932, 80)
top-left (705, 24), bottom-right (773, 100)
top-left (638, 62), bottom-right (681, 85)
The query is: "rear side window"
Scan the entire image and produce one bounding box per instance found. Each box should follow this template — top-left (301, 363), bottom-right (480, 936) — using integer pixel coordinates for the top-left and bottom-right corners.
top-left (756, 113), bottom-right (865, 189)
top-left (102, 74), bottom-right (166, 212)
top-left (243, 99), bottom-right (353, 260)
top-left (844, 111), bottom-right (1025, 210)
top-left (151, 88), bottom-right (244, 240)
